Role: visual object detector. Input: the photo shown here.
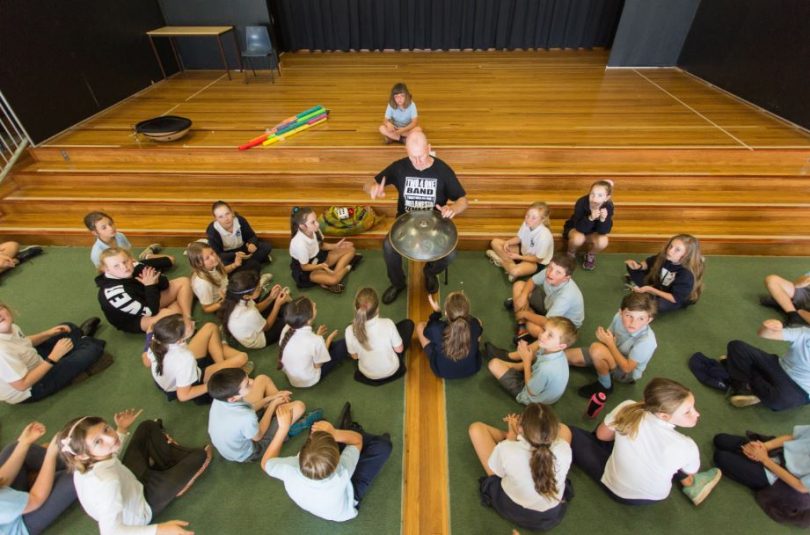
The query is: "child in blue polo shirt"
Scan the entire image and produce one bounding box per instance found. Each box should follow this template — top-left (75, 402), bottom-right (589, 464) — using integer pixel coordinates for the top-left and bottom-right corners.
top-left (566, 293), bottom-right (658, 398)
top-left (507, 253), bottom-right (584, 343)
top-left (487, 317), bottom-right (577, 405)
top-left (207, 369), bottom-right (319, 462)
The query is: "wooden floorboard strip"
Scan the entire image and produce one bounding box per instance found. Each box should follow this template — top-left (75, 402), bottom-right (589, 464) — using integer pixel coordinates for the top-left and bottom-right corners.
top-left (403, 262), bottom-right (450, 535)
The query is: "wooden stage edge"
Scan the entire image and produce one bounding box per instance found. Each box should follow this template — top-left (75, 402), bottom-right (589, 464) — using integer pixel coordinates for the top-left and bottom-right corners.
top-left (403, 262), bottom-right (450, 535)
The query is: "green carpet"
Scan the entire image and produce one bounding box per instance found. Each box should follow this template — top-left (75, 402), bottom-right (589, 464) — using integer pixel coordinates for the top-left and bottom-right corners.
top-left (445, 252), bottom-right (810, 534)
top-left (0, 247), bottom-right (405, 535)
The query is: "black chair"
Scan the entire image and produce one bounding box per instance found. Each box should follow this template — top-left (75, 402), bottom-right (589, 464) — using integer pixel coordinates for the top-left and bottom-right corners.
top-left (241, 25), bottom-right (280, 83)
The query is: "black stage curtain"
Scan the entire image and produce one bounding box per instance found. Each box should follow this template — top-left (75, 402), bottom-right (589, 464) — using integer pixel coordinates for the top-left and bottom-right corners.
top-left (271, 0), bottom-right (624, 51)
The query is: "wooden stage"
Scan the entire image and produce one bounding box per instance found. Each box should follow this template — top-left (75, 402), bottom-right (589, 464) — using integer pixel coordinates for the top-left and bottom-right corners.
top-left (2, 50), bottom-right (809, 256)
top-left (1, 50), bottom-right (809, 534)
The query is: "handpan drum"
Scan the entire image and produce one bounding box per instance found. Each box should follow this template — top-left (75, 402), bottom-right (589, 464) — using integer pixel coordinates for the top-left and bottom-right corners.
top-left (389, 210), bottom-right (458, 262)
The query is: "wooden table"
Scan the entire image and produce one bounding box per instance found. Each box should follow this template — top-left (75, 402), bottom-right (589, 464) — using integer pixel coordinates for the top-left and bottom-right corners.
top-left (146, 26), bottom-right (243, 80)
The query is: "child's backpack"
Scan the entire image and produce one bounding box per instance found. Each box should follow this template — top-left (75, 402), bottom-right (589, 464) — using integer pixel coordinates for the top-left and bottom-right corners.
top-left (319, 206), bottom-right (383, 236)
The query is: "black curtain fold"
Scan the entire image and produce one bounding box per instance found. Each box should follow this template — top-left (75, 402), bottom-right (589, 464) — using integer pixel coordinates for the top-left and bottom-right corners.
top-left (271, 0), bottom-right (624, 52)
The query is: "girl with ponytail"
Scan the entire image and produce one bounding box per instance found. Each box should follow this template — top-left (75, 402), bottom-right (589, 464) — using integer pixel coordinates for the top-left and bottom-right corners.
top-left (277, 296), bottom-right (349, 388)
top-left (570, 377), bottom-right (722, 506)
top-left (217, 270), bottom-right (291, 349)
top-left (142, 314), bottom-right (248, 404)
top-left (416, 291), bottom-right (482, 379)
top-left (468, 403), bottom-right (573, 531)
top-left (345, 287), bottom-right (414, 385)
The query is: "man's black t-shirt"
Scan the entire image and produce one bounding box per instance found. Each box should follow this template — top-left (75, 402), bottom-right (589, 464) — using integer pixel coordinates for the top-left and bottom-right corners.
top-left (375, 157), bottom-right (466, 217)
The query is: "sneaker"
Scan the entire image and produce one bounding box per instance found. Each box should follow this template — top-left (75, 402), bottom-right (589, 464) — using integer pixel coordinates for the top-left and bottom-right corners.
top-left (259, 273), bottom-right (274, 289)
top-left (577, 380), bottom-right (613, 399)
top-left (582, 253), bottom-right (596, 271)
top-left (486, 249), bottom-right (503, 268)
top-left (288, 408), bottom-right (325, 438)
top-left (425, 273), bottom-right (439, 294)
top-left (138, 243), bottom-right (162, 261)
top-left (484, 342), bottom-right (509, 360)
top-left (243, 360), bottom-right (255, 375)
top-left (16, 246), bottom-right (43, 263)
top-left (682, 468), bottom-right (722, 506)
top-left (729, 394), bottom-right (761, 407)
top-left (503, 298), bottom-right (514, 311)
top-left (266, 253), bottom-right (273, 263)
top-left (321, 283), bottom-right (345, 294)
top-left (176, 445), bottom-right (213, 497)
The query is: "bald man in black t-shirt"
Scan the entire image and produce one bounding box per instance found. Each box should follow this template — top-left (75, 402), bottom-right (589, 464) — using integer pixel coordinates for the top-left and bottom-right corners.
top-left (364, 132), bottom-right (469, 304)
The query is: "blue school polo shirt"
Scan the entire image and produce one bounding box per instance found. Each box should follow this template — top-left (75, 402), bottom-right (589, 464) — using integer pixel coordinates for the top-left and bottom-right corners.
top-left (780, 327), bottom-right (810, 396)
top-left (517, 350), bottom-right (569, 405)
top-left (208, 400), bottom-right (259, 462)
top-left (529, 269), bottom-right (585, 327)
top-left (607, 312), bottom-right (658, 382)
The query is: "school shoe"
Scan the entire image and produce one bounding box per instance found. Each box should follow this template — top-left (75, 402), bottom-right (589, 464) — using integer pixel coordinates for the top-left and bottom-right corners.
top-left (503, 298), bottom-right (514, 311)
top-left (288, 408), bottom-right (325, 438)
top-left (86, 352), bottom-right (114, 376)
top-left (176, 445), bottom-right (213, 497)
top-left (682, 468), bottom-right (722, 506)
top-left (79, 317), bottom-right (101, 337)
top-left (336, 402), bottom-right (353, 430)
top-left (348, 254), bottom-right (364, 271)
top-left (486, 249), bottom-right (503, 267)
top-left (382, 285), bottom-right (406, 304)
top-left (785, 311), bottom-right (810, 328)
top-left (512, 333), bottom-right (536, 346)
top-left (729, 393), bottom-right (761, 408)
top-left (138, 243), bottom-right (162, 260)
top-left (267, 253), bottom-right (273, 263)
top-left (425, 273), bottom-right (439, 295)
top-left (582, 253), bottom-right (597, 271)
top-left (578, 380), bottom-right (613, 399)
top-left (16, 246), bottom-right (43, 263)
top-left (484, 342), bottom-right (510, 360)
top-left (758, 294), bottom-right (780, 310)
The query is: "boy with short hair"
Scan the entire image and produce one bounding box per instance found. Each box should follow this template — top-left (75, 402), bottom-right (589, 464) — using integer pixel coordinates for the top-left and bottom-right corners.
top-left (83, 211), bottom-right (174, 270)
top-left (207, 368), bottom-right (317, 462)
top-left (262, 403), bottom-right (393, 522)
top-left (506, 253), bottom-right (584, 341)
top-left (761, 271), bottom-right (810, 327)
top-left (566, 293), bottom-right (658, 398)
top-left (487, 316), bottom-right (577, 405)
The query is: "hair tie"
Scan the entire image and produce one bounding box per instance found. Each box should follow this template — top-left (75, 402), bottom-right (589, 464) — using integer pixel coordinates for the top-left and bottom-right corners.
top-left (227, 286), bottom-right (258, 296)
top-left (60, 416), bottom-right (90, 455)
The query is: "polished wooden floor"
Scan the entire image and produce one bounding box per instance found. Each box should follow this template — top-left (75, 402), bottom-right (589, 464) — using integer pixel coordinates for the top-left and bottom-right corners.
top-left (43, 50), bottom-right (810, 148)
top-left (3, 50), bottom-right (810, 534)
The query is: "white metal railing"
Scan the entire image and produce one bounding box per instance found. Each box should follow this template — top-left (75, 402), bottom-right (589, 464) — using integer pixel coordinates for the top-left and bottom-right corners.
top-left (0, 90), bottom-right (32, 182)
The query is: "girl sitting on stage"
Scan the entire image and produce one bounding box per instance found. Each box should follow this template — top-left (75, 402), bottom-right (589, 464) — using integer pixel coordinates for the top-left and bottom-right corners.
top-left (378, 82), bottom-right (421, 144)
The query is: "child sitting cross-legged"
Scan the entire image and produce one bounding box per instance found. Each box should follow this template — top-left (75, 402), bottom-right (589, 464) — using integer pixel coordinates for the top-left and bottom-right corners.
top-left (565, 292), bottom-right (658, 398)
top-left (487, 317), bottom-right (577, 405)
top-left (207, 368), bottom-right (322, 463)
top-left (262, 402), bottom-right (393, 522)
top-left (141, 314), bottom-right (249, 405)
top-left (84, 211), bottom-right (173, 270)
